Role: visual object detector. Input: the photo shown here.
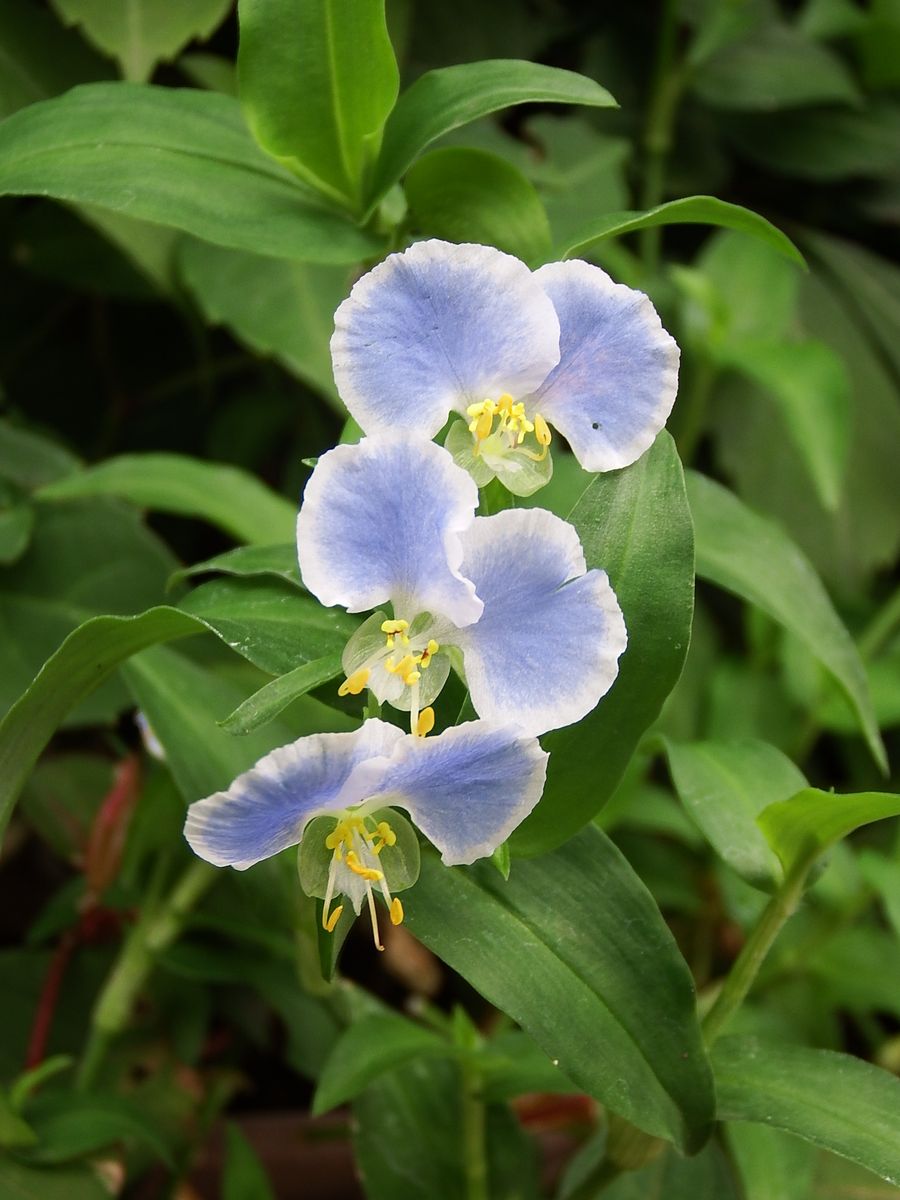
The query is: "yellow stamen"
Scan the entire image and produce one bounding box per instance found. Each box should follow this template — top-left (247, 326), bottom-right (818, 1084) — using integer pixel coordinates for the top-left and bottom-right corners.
top-left (323, 904), bottom-right (343, 933)
top-left (420, 639), bottom-right (440, 668)
top-left (345, 850), bottom-right (384, 882)
top-left (534, 413), bottom-right (552, 447)
top-left (390, 897), bottom-right (404, 925)
top-left (415, 707), bottom-right (435, 738)
top-left (338, 667), bottom-right (370, 697)
top-left (375, 821), bottom-right (397, 847)
top-left (381, 619), bottom-right (409, 635)
top-left (386, 653), bottom-right (416, 677)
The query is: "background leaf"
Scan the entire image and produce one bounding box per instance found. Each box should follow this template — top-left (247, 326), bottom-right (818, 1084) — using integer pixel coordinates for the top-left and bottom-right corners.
top-left (405, 146), bottom-right (551, 264)
top-left (0, 84), bottom-right (385, 263)
top-left (39, 453), bottom-right (296, 544)
top-left (687, 471), bottom-right (885, 769)
top-left (758, 787), bottom-right (900, 874)
top-left (49, 0), bottom-right (232, 83)
top-left (714, 1037), bottom-right (900, 1186)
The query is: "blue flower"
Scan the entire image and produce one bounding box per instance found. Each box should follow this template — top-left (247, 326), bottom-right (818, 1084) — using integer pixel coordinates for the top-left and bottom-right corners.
top-left (184, 718), bottom-right (548, 946)
top-left (297, 436), bottom-right (626, 737)
top-left (330, 239), bottom-right (679, 494)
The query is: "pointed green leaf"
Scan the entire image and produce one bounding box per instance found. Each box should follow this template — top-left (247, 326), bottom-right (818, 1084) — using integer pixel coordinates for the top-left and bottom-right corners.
top-left (220, 653), bottom-right (344, 734)
top-left (514, 433), bottom-right (694, 854)
top-left (559, 197), bottom-right (803, 264)
top-left (758, 787), bottom-right (900, 875)
top-left (313, 1014), bottom-right (449, 1115)
top-left (0, 84), bottom-right (385, 263)
top-left (238, 0), bottom-right (399, 208)
top-left (714, 1037), bottom-right (900, 1187)
top-left (370, 60), bottom-right (615, 208)
top-left (405, 826), bottom-right (714, 1153)
top-left (687, 471), bottom-right (885, 770)
top-left (662, 738), bottom-right (807, 891)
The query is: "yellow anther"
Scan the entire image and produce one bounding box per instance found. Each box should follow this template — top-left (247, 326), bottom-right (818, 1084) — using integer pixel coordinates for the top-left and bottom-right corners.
top-left (375, 821), bottom-right (397, 847)
top-left (381, 619), bottom-right (409, 635)
top-left (534, 413), bottom-right (552, 447)
top-left (419, 639), bottom-right (440, 669)
top-left (415, 707), bottom-right (435, 738)
top-left (323, 904), bottom-right (343, 933)
top-left (390, 897), bottom-right (404, 925)
top-left (338, 667), bottom-right (370, 697)
top-left (345, 850), bottom-right (384, 881)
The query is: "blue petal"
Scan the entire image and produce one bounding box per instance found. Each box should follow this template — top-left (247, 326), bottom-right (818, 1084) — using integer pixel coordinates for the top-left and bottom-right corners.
top-left (361, 721), bottom-right (548, 865)
top-left (331, 240), bottom-right (560, 438)
top-left (297, 437), bottom-right (483, 628)
top-left (530, 261), bottom-right (679, 472)
top-left (184, 720), bottom-right (404, 870)
top-left (454, 508), bottom-right (627, 736)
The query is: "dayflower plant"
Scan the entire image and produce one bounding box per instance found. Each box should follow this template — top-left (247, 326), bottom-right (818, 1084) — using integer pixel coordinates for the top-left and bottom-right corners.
top-left (330, 239), bottom-right (680, 495)
top-left (296, 435), bottom-right (627, 737)
top-left (185, 719), bottom-right (547, 947)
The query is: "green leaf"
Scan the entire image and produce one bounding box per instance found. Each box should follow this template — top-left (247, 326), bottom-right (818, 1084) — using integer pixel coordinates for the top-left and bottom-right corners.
top-left (726, 1124), bottom-right (816, 1200)
top-left (178, 577), bottom-right (357, 675)
top-left (178, 240), bottom-right (348, 401)
top-left (369, 60), bottom-right (616, 208)
top-left (405, 826), bottom-right (714, 1152)
top-left (405, 146), bottom-right (551, 265)
top-left (513, 433), bottom-right (694, 855)
top-left (219, 653), bottom-right (344, 734)
top-left (313, 1014), bottom-right (449, 1115)
top-left (661, 738), bottom-right (806, 891)
top-left (38, 453), bottom-right (296, 544)
top-left (559, 197), bottom-right (804, 265)
top-left (686, 472), bottom-right (885, 770)
top-left (223, 1124), bottom-right (276, 1200)
top-left (0, 83), bottom-right (385, 264)
top-left (566, 1143), bottom-right (739, 1200)
top-left (353, 1056), bottom-right (540, 1200)
top-left (0, 607), bottom-right (201, 845)
top-left (0, 484), bottom-right (34, 565)
top-left (691, 24), bottom-right (861, 110)
top-left (50, 0), bottom-right (231, 82)
top-left (238, 0), bottom-right (399, 209)
top-left (0, 1089), bottom-right (37, 1149)
top-left (123, 645), bottom-right (334, 803)
top-left (21, 1093), bottom-right (174, 1166)
top-left (0, 497), bottom-right (176, 723)
top-left (857, 850), bottom-right (900, 940)
top-left (0, 420), bottom-right (80, 490)
top-left (758, 787), bottom-right (900, 876)
top-left (714, 1036), bottom-right (900, 1186)
top-left (0, 1), bottom-right (112, 119)
top-left (716, 340), bottom-right (850, 512)
top-left (170, 543), bottom-right (301, 589)
top-left (0, 1159), bottom-right (109, 1200)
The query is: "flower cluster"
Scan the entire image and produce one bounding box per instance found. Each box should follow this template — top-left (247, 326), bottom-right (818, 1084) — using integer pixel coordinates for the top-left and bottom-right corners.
top-left (185, 240), bottom-right (678, 948)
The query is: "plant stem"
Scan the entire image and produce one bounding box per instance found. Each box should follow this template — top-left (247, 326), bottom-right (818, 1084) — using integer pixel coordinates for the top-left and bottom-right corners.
top-left (77, 861), bottom-right (216, 1090)
top-left (460, 1057), bottom-right (489, 1200)
top-left (639, 0), bottom-right (685, 271)
top-left (702, 857), bottom-right (810, 1045)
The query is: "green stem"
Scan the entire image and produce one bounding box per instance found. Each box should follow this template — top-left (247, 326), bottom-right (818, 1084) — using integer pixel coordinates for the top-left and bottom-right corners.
top-left (702, 857), bottom-right (810, 1046)
top-left (460, 1058), bottom-right (489, 1200)
top-left (77, 861), bottom-right (216, 1090)
top-left (639, 0), bottom-right (685, 271)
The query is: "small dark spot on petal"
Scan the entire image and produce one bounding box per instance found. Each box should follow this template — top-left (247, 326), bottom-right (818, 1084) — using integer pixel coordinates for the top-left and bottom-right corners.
top-left (591, 421), bottom-right (600, 430)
